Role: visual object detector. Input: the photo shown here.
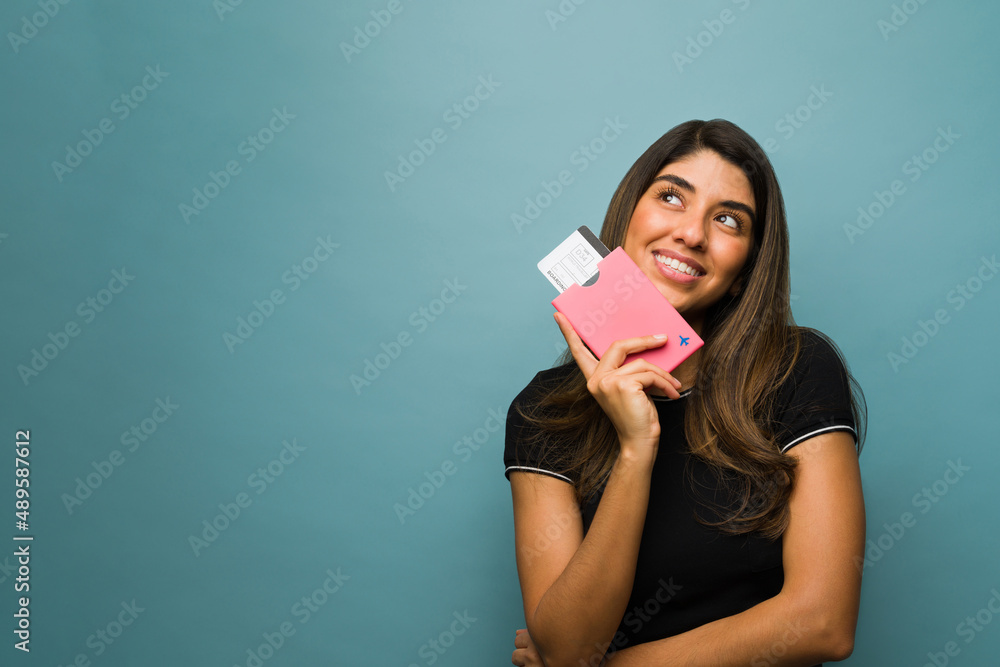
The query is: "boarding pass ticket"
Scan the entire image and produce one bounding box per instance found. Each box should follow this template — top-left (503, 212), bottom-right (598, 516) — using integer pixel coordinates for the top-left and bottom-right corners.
top-left (537, 226), bottom-right (610, 293)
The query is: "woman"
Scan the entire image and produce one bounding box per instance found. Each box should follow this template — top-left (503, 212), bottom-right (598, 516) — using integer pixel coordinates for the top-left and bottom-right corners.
top-left (504, 119), bottom-right (867, 666)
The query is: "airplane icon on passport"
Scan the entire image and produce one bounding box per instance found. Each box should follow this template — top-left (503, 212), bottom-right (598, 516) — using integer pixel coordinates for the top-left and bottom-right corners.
top-left (679, 336), bottom-right (689, 347)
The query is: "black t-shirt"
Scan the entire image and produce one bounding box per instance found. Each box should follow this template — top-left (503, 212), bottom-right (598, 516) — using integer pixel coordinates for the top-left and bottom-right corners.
top-left (503, 329), bottom-right (857, 660)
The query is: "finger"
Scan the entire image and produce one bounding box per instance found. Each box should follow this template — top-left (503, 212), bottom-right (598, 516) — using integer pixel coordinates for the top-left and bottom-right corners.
top-left (646, 371), bottom-right (682, 399)
top-left (597, 333), bottom-right (672, 371)
top-left (616, 357), bottom-right (683, 393)
top-left (647, 384), bottom-right (674, 398)
top-left (553, 312), bottom-right (599, 378)
top-left (590, 352), bottom-right (682, 400)
top-left (598, 367), bottom-right (681, 400)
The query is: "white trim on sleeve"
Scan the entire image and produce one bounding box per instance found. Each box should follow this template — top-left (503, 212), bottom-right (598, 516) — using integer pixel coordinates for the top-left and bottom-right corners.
top-left (505, 466), bottom-right (573, 484)
top-left (780, 425), bottom-right (857, 453)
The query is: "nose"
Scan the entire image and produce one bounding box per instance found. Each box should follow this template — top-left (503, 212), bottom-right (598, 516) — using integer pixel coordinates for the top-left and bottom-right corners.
top-left (671, 208), bottom-right (707, 249)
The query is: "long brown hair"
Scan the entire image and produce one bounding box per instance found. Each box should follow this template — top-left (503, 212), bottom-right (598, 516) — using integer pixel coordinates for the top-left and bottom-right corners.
top-left (516, 119), bottom-right (866, 539)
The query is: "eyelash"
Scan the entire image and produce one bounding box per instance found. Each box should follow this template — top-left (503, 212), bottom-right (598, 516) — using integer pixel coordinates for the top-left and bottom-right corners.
top-left (653, 186), bottom-right (745, 231)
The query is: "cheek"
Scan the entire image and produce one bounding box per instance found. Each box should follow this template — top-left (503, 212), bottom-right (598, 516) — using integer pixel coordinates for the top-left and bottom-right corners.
top-left (623, 209), bottom-right (655, 249)
top-left (622, 224), bottom-right (644, 256)
top-left (715, 237), bottom-right (751, 273)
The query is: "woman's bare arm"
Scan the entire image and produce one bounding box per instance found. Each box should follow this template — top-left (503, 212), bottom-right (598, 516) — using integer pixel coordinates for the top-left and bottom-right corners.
top-left (511, 316), bottom-right (681, 667)
top-left (602, 430), bottom-right (865, 666)
top-left (511, 442), bottom-right (655, 667)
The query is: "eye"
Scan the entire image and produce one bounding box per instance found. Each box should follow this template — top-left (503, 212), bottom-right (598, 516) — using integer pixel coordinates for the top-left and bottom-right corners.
top-left (653, 186), bottom-right (682, 206)
top-left (718, 210), bottom-right (745, 231)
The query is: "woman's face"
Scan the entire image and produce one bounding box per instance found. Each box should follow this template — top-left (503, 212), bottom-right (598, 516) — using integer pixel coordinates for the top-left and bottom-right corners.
top-left (623, 149), bottom-right (756, 335)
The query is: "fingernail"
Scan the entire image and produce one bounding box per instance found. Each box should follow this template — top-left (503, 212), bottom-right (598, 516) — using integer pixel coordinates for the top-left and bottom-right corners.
top-left (653, 334), bottom-right (668, 340)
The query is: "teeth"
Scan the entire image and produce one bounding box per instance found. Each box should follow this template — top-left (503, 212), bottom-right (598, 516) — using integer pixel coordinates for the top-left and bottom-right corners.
top-left (655, 253), bottom-right (703, 277)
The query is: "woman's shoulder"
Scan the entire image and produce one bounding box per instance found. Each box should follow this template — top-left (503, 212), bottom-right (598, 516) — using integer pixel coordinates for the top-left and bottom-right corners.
top-left (510, 361), bottom-right (578, 409)
top-left (792, 325), bottom-right (841, 350)
top-left (504, 361), bottom-right (579, 483)
top-left (785, 326), bottom-right (853, 381)
top-left (769, 326), bottom-right (862, 452)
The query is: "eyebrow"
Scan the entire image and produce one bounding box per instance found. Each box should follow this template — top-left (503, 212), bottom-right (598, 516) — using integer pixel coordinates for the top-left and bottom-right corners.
top-left (650, 174), bottom-right (757, 228)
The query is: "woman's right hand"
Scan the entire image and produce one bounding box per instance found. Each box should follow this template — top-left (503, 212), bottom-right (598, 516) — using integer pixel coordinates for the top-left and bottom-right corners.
top-left (554, 311), bottom-right (682, 455)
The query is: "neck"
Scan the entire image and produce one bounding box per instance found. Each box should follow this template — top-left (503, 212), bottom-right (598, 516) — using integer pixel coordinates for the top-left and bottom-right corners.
top-left (671, 348), bottom-right (701, 392)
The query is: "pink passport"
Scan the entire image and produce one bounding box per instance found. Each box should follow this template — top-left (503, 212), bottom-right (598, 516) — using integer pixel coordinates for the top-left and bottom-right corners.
top-left (552, 247), bottom-right (704, 373)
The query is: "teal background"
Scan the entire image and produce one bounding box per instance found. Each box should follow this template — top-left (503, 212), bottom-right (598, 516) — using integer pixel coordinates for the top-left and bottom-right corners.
top-left (1, 1), bottom-right (998, 664)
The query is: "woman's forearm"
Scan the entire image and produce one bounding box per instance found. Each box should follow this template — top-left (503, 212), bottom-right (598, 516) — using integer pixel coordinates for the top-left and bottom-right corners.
top-left (528, 445), bottom-right (655, 667)
top-left (604, 590), bottom-right (853, 667)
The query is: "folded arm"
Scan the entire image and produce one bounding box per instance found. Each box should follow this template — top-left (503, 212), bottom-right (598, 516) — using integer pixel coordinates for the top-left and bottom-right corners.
top-left (604, 430), bottom-right (865, 666)
top-left (510, 443), bottom-right (656, 667)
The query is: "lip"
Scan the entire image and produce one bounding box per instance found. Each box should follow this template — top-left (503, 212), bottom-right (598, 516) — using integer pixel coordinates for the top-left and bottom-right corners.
top-left (652, 250), bottom-right (706, 283)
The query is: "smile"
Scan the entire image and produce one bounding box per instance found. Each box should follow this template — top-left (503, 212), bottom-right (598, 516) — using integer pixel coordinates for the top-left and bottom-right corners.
top-left (654, 253), bottom-right (705, 277)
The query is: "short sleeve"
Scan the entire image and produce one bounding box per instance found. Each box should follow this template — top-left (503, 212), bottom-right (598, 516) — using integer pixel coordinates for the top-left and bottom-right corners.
top-left (771, 330), bottom-right (858, 454)
top-left (503, 366), bottom-right (576, 484)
